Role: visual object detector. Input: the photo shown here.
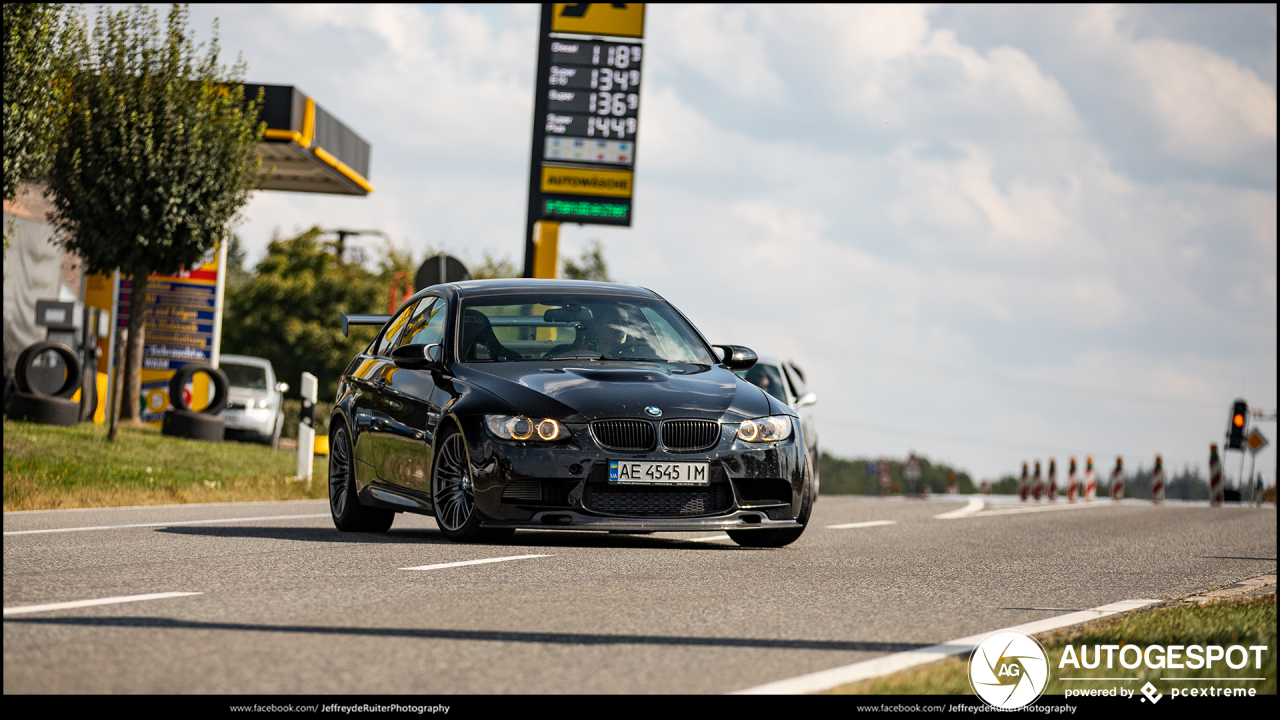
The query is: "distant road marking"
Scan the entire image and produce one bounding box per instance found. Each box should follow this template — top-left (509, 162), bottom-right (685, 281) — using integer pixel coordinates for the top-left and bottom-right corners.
top-left (934, 497), bottom-right (984, 519)
top-left (732, 599), bottom-right (1160, 694)
top-left (3, 513), bottom-right (330, 536)
top-left (973, 503), bottom-right (1107, 518)
top-left (826, 520), bottom-right (896, 530)
top-left (3, 592), bottom-right (203, 617)
top-left (401, 554), bottom-right (550, 571)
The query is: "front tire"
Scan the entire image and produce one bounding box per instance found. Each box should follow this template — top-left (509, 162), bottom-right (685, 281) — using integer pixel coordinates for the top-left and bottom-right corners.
top-left (431, 426), bottom-right (514, 543)
top-left (728, 460), bottom-right (814, 548)
top-left (329, 422), bottom-right (394, 533)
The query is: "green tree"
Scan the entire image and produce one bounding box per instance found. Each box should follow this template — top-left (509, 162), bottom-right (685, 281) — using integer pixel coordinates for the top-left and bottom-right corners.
top-left (3, 3), bottom-right (69, 205)
top-left (222, 228), bottom-right (386, 402)
top-left (562, 238), bottom-right (614, 282)
top-left (46, 4), bottom-right (262, 429)
top-left (470, 249), bottom-right (519, 279)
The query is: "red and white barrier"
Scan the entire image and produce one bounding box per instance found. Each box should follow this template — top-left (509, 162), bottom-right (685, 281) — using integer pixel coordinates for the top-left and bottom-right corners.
top-left (1084, 456), bottom-right (1097, 502)
top-left (1066, 457), bottom-right (1079, 503)
top-left (980, 479), bottom-right (991, 495)
top-left (1019, 461), bottom-right (1030, 502)
top-left (1110, 456), bottom-right (1124, 502)
top-left (1151, 454), bottom-right (1165, 505)
top-left (947, 471), bottom-right (957, 495)
top-left (1209, 443), bottom-right (1223, 507)
top-left (1047, 458), bottom-right (1058, 502)
top-left (1032, 460), bottom-right (1043, 501)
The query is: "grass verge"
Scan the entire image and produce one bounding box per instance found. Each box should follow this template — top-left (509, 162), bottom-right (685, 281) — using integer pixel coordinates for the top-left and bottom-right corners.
top-left (3, 418), bottom-right (328, 511)
top-left (824, 594), bottom-right (1276, 695)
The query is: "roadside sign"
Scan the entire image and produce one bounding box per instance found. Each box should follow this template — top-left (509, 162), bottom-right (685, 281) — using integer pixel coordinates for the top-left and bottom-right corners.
top-left (525, 2), bottom-right (646, 242)
top-left (904, 454), bottom-right (922, 481)
top-left (1245, 428), bottom-right (1268, 454)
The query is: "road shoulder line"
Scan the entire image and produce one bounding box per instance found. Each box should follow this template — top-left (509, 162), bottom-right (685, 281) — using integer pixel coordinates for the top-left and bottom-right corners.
top-left (730, 598), bottom-right (1160, 695)
top-left (4, 591), bottom-right (203, 617)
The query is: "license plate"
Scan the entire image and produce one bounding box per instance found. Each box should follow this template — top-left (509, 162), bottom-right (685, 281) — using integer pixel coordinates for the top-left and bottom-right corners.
top-left (609, 460), bottom-right (709, 485)
top-left (222, 410), bottom-right (242, 424)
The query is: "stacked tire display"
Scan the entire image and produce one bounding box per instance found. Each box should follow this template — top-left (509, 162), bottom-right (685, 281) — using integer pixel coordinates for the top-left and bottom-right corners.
top-left (162, 364), bottom-right (230, 442)
top-left (6, 342), bottom-right (82, 426)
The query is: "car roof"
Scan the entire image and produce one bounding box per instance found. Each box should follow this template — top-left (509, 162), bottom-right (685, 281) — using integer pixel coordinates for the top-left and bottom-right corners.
top-left (219, 355), bottom-right (274, 369)
top-left (447, 278), bottom-right (659, 299)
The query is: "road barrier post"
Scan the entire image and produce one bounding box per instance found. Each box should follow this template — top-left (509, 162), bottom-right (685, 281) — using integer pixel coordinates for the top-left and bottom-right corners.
top-left (1019, 461), bottom-right (1029, 502)
top-left (1209, 443), bottom-right (1223, 507)
top-left (1032, 460), bottom-right (1043, 502)
top-left (1047, 458), bottom-right (1057, 502)
top-left (1151, 454), bottom-right (1165, 505)
top-left (296, 372), bottom-right (317, 484)
top-left (1066, 457), bottom-right (1078, 503)
top-left (1110, 456), bottom-right (1124, 502)
top-left (947, 471), bottom-right (957, 495)
top-left (1084, 456), bottom-right (1096, 502)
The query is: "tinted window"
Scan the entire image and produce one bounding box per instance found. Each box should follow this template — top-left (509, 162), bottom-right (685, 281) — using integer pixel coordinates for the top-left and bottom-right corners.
top-left (736, 363), bottom-right (788, 403)
top-left (373, 301), bottom-right (419, 356)
top-left (783, 363), bottom-right (806, 396)
top-left (458, 294), bottom-right (715, 364)
top-left (399, 297), bottom-right (448, 349)
top-left (222, 363), bottom-right (268, 391)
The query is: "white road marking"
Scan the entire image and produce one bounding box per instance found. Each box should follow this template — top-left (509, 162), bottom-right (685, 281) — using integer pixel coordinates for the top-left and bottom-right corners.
top-left (400, 554), bottom-right (550, 571)
top-left (973, 503), bottom-right (1109, 518)
top-left (934, 497), bottom-right (984, 519)
top-left (826, 520), bottom-right (897, 530)
top-left (3, 513), bottom-right (331, 536)
top-left (731, 599), bottom-right (1160, 695)
top-left (687, 534), bottom-right (732, 542)
top-left (3, 591), bottom-right (203, 617)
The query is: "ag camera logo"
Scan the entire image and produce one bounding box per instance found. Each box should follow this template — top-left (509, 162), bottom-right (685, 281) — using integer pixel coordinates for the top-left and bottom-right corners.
top-left (969, 630), bottom-right (1050, 709)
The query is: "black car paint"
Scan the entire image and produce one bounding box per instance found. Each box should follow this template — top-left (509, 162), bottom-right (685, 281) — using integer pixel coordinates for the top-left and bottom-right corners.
top-left (331, 279), bottom-right (810, 531)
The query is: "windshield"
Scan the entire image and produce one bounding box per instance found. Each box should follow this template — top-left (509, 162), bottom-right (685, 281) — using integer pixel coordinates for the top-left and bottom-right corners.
top-left (221, 363), bottom-right (268, 391)
top-left (459, 294), bottom-right (715, 364)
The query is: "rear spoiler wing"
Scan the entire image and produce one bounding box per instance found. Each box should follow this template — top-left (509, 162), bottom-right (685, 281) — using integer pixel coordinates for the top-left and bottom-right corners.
top-left (340, 312), bottom-right (391, 337)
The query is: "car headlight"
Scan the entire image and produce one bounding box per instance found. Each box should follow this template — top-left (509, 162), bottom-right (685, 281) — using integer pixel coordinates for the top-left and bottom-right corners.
top-left (736, 415), bottom-right (792, 443)
top-left (485, 415), bottom-right (570, 441)
top-left (255, 398), bottom-right (270, 409)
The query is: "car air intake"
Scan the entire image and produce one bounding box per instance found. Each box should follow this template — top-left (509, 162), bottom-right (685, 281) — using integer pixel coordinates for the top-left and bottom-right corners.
top-left (661, 420), bottom-right (720, 452)
top-left (583, 484), bottom-right (731, 516)
top-left (590, 420), bottom-right (656, 452)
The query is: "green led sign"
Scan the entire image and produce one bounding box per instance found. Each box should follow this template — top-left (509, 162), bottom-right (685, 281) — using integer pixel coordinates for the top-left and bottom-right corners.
top-left (545, 198), bottom-right (629, 219)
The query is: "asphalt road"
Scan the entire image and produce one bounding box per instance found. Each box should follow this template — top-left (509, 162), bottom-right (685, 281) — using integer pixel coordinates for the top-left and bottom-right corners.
top-left (3, 495), bottom-right (1275, 694)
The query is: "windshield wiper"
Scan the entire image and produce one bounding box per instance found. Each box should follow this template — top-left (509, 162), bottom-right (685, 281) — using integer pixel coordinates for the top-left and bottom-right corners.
top-left (600, 354), bottom-right (666, 362)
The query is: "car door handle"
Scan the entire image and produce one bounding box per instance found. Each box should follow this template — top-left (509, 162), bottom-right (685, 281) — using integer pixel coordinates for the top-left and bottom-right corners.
top-left (373, 380), bottom-right (386, 389)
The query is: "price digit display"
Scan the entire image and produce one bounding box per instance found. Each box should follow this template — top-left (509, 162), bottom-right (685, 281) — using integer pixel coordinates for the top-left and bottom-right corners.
top-left (526, 3), bottom-right (646, 244)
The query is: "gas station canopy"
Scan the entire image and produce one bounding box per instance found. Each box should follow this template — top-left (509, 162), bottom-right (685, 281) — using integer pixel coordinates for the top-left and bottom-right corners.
top-left (245, 84), bottom-right (374, 196)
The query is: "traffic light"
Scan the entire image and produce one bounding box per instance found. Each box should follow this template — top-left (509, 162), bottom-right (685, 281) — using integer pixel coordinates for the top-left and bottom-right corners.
top-left (1226, 399), bottom-right (1248, 450)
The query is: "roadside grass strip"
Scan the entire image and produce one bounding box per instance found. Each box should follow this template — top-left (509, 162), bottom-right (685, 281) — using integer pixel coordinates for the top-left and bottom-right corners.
top-left (732, 599), bottom-right (1160, 694)
top-left (3, 513), bottom-right (331, 536)
top-left (3, 419), bottom-right (327, 511)
top-left (826, 520), bottom-right (897, 530)
top-left (4, 591), bottom-right (203, 617)
top-left (400, 554), bottom-right (551, 571)
top-left (813, 594), bottom-right (1277, 695)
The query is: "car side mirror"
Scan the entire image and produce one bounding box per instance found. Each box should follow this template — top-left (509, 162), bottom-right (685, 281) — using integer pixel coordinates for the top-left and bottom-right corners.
top-left (391, 343), bottom-right (442, 369)
top-left (275, 382), bottom-right (289, 394)
top-left (795, 392), bottom-right (817, 408)
top-left (712, 344), bottom-right (757, 370)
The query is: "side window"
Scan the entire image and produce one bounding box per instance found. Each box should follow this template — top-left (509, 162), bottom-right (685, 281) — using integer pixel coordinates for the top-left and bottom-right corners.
top-left (398, 297), bottom-right (448, 349)
top-left (784, 364), bottom-right (806, 397)
top-left (373, 300), bottom-right (419, 357)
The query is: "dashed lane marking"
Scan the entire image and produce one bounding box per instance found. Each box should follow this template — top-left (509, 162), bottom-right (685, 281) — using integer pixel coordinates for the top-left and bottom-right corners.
top-left (826, 520), bottom-right (897, 530)
top-left (400, 554), bottom-right (551, 571)
top-left (4, 592), bottom-right (203, 617)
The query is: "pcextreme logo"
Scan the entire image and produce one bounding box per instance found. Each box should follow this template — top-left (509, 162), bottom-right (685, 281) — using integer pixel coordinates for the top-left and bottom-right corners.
top-left (969, 630), bottom-right (1050, 709)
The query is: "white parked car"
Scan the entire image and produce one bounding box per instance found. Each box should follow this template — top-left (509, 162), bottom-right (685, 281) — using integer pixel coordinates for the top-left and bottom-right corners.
top-left (219, 354), bottom-right (288, 443)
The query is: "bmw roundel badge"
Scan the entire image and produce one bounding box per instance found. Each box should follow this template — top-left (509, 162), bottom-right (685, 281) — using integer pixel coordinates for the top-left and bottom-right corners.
top-left (645, 406), bottom-right (662, 417)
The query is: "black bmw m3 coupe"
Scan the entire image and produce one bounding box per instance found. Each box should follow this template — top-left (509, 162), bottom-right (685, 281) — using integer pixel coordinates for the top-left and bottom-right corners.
top-left (329, 279), bottom-right (815, 547)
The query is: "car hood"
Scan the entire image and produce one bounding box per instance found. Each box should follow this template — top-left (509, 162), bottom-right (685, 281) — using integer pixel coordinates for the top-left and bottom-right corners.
top-left (454, 362), bottom-right (778, 423)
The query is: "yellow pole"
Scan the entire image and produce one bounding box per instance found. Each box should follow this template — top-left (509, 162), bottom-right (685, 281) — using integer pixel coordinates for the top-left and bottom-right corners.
top-left (532, 221), bottom-right (560, 279)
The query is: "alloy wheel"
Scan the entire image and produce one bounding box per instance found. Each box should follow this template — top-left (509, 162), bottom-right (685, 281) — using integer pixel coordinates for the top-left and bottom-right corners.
top-left (329, 427), bottom-right (351, 518)
top-left (433, 432), bottom-right (474, 532)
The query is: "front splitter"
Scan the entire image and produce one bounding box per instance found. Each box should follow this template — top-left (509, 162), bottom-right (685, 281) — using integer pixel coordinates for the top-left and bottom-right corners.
top-left (482, 509), bottom-right (800, 533)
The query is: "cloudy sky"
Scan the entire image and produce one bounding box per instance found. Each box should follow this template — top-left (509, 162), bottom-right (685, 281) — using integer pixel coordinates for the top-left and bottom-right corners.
top-left (178, 3), bottom-right (1276, 483)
